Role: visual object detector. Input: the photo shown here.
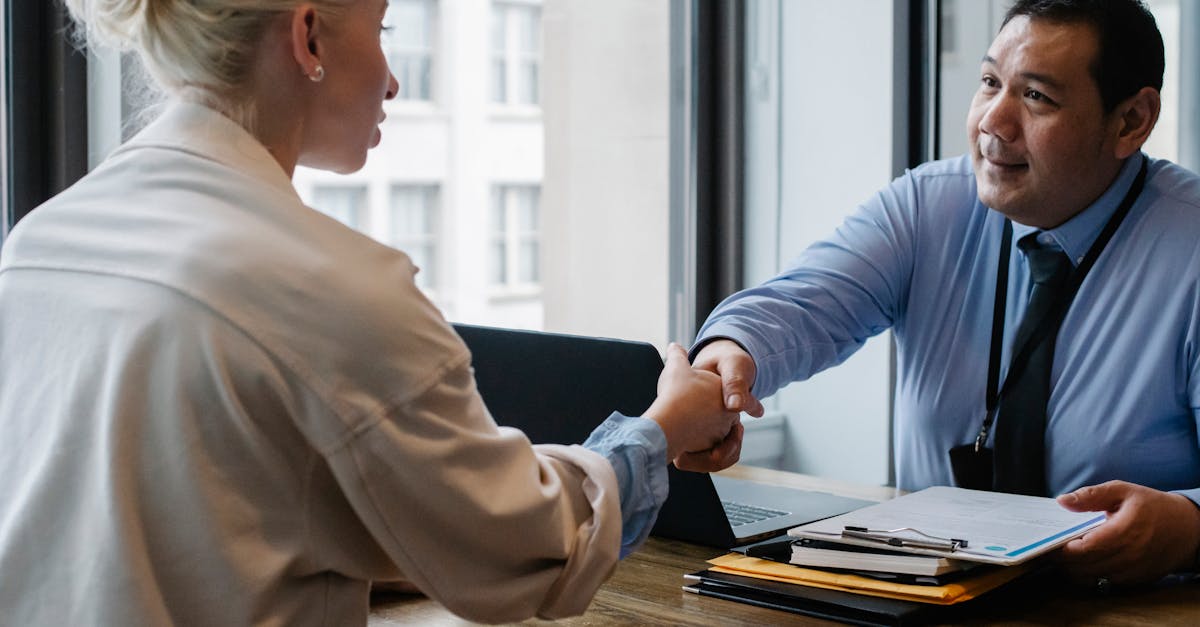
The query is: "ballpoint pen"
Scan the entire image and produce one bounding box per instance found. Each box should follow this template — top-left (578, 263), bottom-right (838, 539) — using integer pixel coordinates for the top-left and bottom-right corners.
top-left (841, 526), bottom-right (969, 552)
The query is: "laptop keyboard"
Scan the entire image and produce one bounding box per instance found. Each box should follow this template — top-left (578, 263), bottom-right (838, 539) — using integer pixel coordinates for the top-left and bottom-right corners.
top-left (721, 500), bottom-right (791, 527)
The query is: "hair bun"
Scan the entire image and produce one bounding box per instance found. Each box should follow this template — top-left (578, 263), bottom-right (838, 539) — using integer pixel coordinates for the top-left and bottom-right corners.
top-left (63, 0), bottom-right (155, 51)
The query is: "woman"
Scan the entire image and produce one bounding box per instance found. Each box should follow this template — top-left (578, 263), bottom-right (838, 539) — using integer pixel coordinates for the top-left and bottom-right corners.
top-left (0, 1), bottom-right (741, 624)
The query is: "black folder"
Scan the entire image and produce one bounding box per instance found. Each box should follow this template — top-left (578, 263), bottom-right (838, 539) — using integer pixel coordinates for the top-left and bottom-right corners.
top-left (683, 569), bottom-right (943, 627)
top-left (683, 564), bottom-right (1064, 626)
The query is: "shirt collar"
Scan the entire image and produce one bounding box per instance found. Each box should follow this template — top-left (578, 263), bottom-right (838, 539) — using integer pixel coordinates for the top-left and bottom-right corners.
top-left (113, 100), bottom-right (299, 201)
top-left (1010, 153), bottom-right (1146, 266)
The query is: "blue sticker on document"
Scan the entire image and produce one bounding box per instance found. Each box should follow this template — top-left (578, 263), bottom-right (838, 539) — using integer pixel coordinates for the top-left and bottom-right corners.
top-left (985, 545), bottom-right (1006, 551)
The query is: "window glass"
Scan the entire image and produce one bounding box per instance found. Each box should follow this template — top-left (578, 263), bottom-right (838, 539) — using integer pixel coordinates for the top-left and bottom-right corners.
top-left (490, 6), bottom-right (508, 103)
top-left (385, 0), bottom-right (434, 101)
top-left (312, 186), bottom-right (368, 230)
top-left (390, 185), bottom-right (439, 289)
top-left (487, 181), bottom-right (540, 287)
top-left (0, 2), bottom-right (8, 242)
top-left (491, 2), bottom-right (541, 106)
top-left (742, 0), bottom-right (895, 480)
top-left (515, 6), bottom-right (540, 105)
top-left (489, 188), bottom-right (508, 285)
top-left (490, 185), bottom-right (540, 288)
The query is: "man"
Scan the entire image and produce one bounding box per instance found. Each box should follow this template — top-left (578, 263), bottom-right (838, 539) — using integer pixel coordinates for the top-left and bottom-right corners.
top-left (693, 0), bottom-right (1200, 586)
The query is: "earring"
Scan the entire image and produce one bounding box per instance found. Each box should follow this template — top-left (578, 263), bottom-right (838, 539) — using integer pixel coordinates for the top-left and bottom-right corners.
top-left (307, 65), bottom-right (325, 83)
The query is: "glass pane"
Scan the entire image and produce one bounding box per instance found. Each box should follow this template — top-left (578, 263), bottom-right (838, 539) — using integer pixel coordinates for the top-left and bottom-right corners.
top-left (1143, 0), bottom-right (1179, 162)
top-left (519, 240), bottom-right (539, 283)
top-left (391, 186), bottom-right (435, 237)
top-left (0, 0), bottom-right (7, 243)
top-left (741, 0), bottom-right (896, 480)
top-left (517, 7), bottom-right (540, 54)
top-left (386, 0), bottom-right (432, 101)
top-left (517, 188), bottom-right (538, 232)
top-left (491, 189), bottom-right (506, 234)
top-left (491, 5), bottom-right (507, 54)
top-left (519, 62), bottom-right (539, 105)
top-left (491, 241), bottom-right (507, 285)
top-left (491, 58), bottom-right (507, 103)
top-left (312, 186), bottom-right (366, 229)
top-left (389, 53), bottom-right (432, 101)
top-left (390, 0), bottom-right (430, 47)
top-left (409, 244), bottom-right (435, 288)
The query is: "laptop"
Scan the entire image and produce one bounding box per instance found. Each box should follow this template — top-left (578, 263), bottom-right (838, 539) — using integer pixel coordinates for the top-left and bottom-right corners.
top-left (452, 323), bottom-right (871, 548)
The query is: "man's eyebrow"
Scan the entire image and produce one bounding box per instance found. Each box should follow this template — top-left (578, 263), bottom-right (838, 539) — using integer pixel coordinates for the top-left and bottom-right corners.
top-left (1020, 71), bottom-right (1065, 90)
top-left (979, 55), bottom-right (1065, 90)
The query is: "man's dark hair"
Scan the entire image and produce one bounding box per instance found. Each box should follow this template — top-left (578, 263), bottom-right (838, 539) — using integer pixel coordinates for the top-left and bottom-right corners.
top-left (1002, 0), bottom-right (1164, 112)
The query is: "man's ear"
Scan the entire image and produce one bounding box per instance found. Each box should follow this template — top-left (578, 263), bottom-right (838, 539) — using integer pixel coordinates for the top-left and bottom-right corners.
top-left (289, 4), bottom-right (322, 79)
top-left (1111, 86), bottom-right (1161, 159)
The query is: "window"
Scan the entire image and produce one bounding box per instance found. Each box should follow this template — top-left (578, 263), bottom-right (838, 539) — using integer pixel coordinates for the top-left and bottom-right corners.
top-left (311, 186), bottom-right (368, 230)
top-left (490, 185), bottom-right (539, 289)
top-left (384, 0), bottom-right (435, 102)
top-left (271, 2), bottom-right (671, 338)
top-left (390, 184), bottom-right (439, 289)
top-left (742, 0), bottom-right (897, 480)
top-left (0, 1), bottom-right (8, 242)
top-left (490, 2), bottom-right (540, 106)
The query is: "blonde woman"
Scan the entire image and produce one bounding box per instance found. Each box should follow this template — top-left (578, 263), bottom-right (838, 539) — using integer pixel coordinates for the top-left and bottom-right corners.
top-left (0, 1), bottom-right (742, 624)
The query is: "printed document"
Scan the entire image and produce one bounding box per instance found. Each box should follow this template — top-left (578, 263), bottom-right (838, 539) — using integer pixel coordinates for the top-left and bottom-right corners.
top-left (788, 486), bottom-right (1105, 565)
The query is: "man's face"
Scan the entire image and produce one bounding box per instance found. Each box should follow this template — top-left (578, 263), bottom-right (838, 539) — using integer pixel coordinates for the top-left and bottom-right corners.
top-left (967, 16), bottom-right (1124, 228)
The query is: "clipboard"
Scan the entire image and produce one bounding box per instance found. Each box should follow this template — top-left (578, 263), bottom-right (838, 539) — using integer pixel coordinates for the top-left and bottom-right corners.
top-left (787, 486), bottom-right (1105, 566)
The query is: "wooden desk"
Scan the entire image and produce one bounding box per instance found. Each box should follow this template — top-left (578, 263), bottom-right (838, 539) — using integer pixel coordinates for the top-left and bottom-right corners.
top-left (369, 467), bottom-right (1200, 625)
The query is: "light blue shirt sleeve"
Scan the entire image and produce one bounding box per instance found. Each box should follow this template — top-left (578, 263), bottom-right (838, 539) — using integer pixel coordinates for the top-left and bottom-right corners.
top-left (582, 412), bottom-right (669, 558)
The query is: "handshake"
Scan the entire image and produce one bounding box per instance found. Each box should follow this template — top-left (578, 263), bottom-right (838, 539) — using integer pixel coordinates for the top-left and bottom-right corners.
top-left (645, 339), bottom-right (763, 473)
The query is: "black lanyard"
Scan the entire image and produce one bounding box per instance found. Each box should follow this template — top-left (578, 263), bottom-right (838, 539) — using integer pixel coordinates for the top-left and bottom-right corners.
top-left (971, 157), bottom-right (1149, 451)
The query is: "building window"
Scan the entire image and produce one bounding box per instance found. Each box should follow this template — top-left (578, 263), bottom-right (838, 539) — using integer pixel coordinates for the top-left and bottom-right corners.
top-left (490, 185), bottom-right (540, 288)
top-left (385, 0), bottom-right (435, 102)
top-left (390, 185), bottom-right (439, 289)
top-left (490, 2), bottom-right (541, 106)
top-left (311, 185), bottom-right (368, 230)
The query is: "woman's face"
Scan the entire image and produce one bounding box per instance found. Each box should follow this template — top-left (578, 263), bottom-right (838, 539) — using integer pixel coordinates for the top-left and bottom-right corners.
top-left (300, 0), bottom-right (398, 173)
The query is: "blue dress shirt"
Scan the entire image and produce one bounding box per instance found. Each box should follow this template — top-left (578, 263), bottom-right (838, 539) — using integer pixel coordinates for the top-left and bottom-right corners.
top-left (583, 413), bottom-right (668, 557)
top-left (696, 153), bottom-right (1200, 503)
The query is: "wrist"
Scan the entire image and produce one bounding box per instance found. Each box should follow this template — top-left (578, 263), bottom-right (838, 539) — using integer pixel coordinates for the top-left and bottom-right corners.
top-left (643, 404), bottom-right (679, 461)
top-left (1173, 493), bottom-right (1200, 572)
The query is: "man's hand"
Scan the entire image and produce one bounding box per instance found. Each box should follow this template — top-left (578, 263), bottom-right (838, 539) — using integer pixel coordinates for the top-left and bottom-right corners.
top-left (691, 339), bottom-right (765, 417)
top-left (644, 344), bottom-right (741, 470)
top-left (1056, 481), bottom-right (1200, 586)
top-left (674, 422), bottom-right (744, 473)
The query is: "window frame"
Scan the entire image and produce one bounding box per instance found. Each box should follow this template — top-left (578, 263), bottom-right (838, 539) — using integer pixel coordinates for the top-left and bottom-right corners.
top-left (2, 0), bottom-right (89, 243)
top-left (0, 0), bottom-right (8, 242)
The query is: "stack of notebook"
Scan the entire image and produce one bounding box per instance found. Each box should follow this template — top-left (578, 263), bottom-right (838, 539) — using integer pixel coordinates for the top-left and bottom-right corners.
top-left (682, 486), bottom-right (1107, 626)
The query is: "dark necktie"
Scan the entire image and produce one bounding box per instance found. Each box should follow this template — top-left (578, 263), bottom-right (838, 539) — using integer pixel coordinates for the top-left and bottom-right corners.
top-left (993, 233), bottom-right (1072, 496)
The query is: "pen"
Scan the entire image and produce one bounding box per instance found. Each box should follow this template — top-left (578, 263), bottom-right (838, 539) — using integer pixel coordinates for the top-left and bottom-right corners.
top-left (841, 526), bottom-right (969, 552)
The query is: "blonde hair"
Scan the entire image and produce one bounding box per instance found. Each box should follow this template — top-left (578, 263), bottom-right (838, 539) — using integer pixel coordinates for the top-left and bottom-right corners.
top-left (63, 0), bottom-right (349, 125)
